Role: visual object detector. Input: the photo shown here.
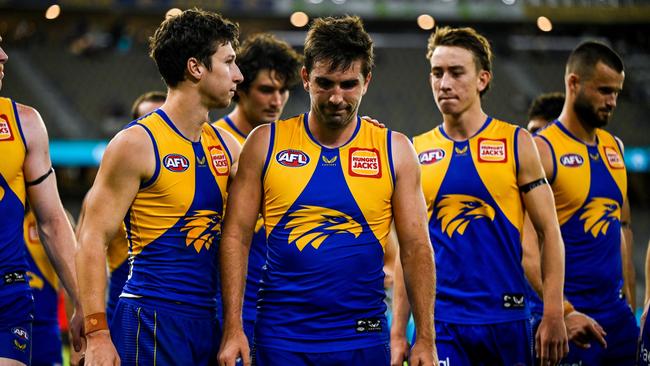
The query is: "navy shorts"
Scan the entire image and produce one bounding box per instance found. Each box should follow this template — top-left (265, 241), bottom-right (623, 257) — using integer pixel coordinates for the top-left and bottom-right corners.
top-left (0, 290), bottom-right (34, 365)
top-left (252, 343), bottom-right (390, 366)
top-left (31, 323), bottom-right (62, 366)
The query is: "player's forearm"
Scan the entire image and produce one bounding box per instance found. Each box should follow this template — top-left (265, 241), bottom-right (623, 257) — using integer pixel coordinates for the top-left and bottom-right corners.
top-left (400, 240), bottom-right (435, 344)
top-left (76, 232), bottom-right (109, 316)
top-left (220, 231), bottom-right (251, 331)
top-left (540, 229), bottom-right (565, 315)
top-left (38, 214), bottom-right (81, 304)
top-left (622, 228), bottom-right (636, 308)
top-left (390, 258), bottom-right (411, 340)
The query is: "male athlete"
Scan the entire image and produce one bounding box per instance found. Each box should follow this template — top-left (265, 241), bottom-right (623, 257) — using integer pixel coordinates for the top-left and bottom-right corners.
top-left (0, 37), bottom-right (83, 366)
top-left (219, 16), bottom-right (437, 366)
top-left (392, 26), bottom-right (568, 366)
top-left (526, 92), bottom-right (565, 134)
top-left (534, 41), bottom-right (637, 365)
top-left (76, 9), bottom-right (242, 365)
top-left (213, 33), bottom-right (301, 343)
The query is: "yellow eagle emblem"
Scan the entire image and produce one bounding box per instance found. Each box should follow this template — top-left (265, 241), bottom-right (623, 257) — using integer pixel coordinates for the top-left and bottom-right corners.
top-left (26, 271), bottom-right (44, 290)
top-left (579, 197), bottom-right (620, 238)
top-left (285, 205), bottom-right (362, 251)
top-left (180, 210), bottom-right (222, 253)
top-left (436, 194), bottom-right (496, 237)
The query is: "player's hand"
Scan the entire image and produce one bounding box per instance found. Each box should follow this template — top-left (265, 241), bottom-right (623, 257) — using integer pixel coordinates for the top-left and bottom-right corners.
top-left (361, 116), bottom-right (386, 128)
top-left (84, 330), bottom-right (120, 366)
top-left (536, 313), bottom-right (569, 365)
top-left (70, 334), bottom-right (87, 366)
top-left (218, 327), bottom-right (250, 366)
top-left (390, 334), bottom-right (409, 366)
top-left (565, 310), bottom-right (607, 349)
top-left (69, 303), bottom-right (85, 352)
top-left (408, 340), bottom-right (438, 366)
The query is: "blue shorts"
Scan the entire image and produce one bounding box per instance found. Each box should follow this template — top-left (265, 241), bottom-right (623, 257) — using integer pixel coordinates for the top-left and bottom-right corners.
top-left (252, 343), bottom-right (389, 366)
top-left (31, 324), bottom-right (62, 366)
top-left (435, 320), bottom-right (534, 366)
top-left (639, 313), bottom-right (650, 366)
top-left (0, 290), bottom-right (34, 365)
top-left (111, 297), bottom-right (221, 366)
top-left (561, 307), bottom-right (637, 366)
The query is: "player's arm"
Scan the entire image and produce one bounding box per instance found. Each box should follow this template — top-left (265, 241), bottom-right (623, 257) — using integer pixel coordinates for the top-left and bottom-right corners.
top-left (615, 137), bottom-right (635, 310)
top-left (218, 124), bottom-right (270, 366)
top-left (391, 132), bottom-right (438, 365)
top-left (520, 130), bottom-right (568, 364)
top-left (390, 243), bottom-right (413, 366)
top-left (19, 104), bottom-right (85, 351)
top-left (76, 126), bottom-right (154, 365)
top-left (522, 212), bottom-right (544, 298)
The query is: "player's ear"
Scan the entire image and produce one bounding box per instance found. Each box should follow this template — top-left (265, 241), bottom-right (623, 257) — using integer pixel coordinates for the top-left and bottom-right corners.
top-left (186, 57), bottom-right (203, 82)
top-left (301, 66), bottom-right (310, 92)
top-left (477, 70), bottom-right (491, 94)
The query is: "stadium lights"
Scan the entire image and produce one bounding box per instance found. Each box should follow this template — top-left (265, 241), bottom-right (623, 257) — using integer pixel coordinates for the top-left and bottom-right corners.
top-left (290, 12), bottom-right (309, 28)
top-left (537, 16), bottom-right (553, 32)
top-left (45, 5), bottom-right (61, 20)
top-left (165, 8), bottom-right (182, 19)
top-left (502, 0), bottom-right (516, 5)
top-left (417, 14), bottom-right (435, 30)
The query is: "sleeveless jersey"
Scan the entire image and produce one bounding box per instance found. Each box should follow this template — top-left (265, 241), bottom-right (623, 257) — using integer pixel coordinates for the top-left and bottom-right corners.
top-left (257, 114), bottom-right (395, 351)
top-left (537, 120), bottom-right (627, 314)
top-left (214, 116), bottom-right (266, 323)
top-left (413, 117), bottom-right (528, 324)
top-left (0, 97), bottom-right (30, 289)
top-left (106, 224), bottom-right (128, 320)
top-left (121, 110), bottom-right (232, 310)
top-left (24, 210), bottom-right (59, 326)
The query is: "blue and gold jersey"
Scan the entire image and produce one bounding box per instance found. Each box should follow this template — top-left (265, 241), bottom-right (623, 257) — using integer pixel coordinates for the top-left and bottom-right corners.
top-left (121, 110), bottom-right (232, 310)
top-left (537, 121), bottom-right (627, 314)
top-left (256, 113), bottom-right (395, 351)
top-left (214, 116), bottom-right (266, 323)
top-left (24, 210), bottom-right (59, 326)
top-left (414, 117), bottom-right (528, 324)
top-left (0, 97), bottom-right (29, 288)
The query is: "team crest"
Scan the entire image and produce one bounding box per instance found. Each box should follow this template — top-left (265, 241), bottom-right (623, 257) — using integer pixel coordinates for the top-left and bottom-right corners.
top-left (579, 197), bottom-right (620, 238)
top-left (163, 154), bottom-right (190, 172)
top-left (560, 153), bottom-right (584, 168)
top-left (276, 149), bottom-right (310, 167)
top-left (604, 146), bottom-right (624, 169)
top-left (208, 145), bottom-right (229, 176)
top-left (418, 149), bottom-right (446, 165)
top-left (180, 210), bottom-right (222, 253)
top-left (436, 194), bottom-right (496, 237)
top-left (478, 138), bottom-right (507, 163)
top-left (349, 148), bottom-right (381, 178)
top-left (285, 205), bottom-right (362, 251)
top-left (0, 114), bottom-right (14, 141)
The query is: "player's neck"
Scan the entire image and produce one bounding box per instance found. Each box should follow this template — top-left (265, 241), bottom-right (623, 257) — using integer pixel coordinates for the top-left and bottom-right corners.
top-left (160, 90), bottom-right (209, 142)
top-left (558, 107), bottom-right (597, 145)
top-left (441, 106), bottom-right (488, 141)
top-left (227, 107), bottom-right (254, 136)
top-left (307, 111), bottom-right (358, 148)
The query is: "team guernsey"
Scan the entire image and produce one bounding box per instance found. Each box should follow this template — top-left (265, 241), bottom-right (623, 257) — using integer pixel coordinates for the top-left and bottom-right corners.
top-left (111, 110), bottom-right (232, 364)
top-left (537, 120), bottom-right (638, 364)
top-left (24, 210), bottom-right (63, 365)
top-left (214, 116), bottom-right (266, 338)
top-left (256, 113), bottom-right (394, 353)
top-left (0, 97), bottom-right (33, 364)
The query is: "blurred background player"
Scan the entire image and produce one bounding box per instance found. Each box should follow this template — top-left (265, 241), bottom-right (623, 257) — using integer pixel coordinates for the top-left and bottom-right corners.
top-left (212, 32), bottom-right (302, 344)
top-left (535, 41), bottom-right (637, 365)
top-left (526, 92), bottom-right (565, 134)
top-left (76, 9), bottom-right (242, 365)
top-left (393, 26), bottom-right (569, 366)
top-left (0, 37), bottom-right (83, 366)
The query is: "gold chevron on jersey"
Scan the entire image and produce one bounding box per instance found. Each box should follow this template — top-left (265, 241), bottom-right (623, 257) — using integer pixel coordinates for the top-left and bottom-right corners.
top-left (436, 194), bottom-right (496, 237)
top-left (579, 197), bottom-right (620, 238)
top-left (286, 205), bottom-right (362, 251)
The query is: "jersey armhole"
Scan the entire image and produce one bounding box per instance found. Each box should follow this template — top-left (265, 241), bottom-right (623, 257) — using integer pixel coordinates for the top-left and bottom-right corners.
top-left (387, 129), bottom-right (396, 188)
top-left (261, 123), bottom-right (276, 182)
top-left (12, 100), bottom-right (28, 151)
top-left (134, 123), bottom-right (160, 189)
top-left (536, 134), bottom-right (557, 184)
top-left (210, 124), bottom-right (234, 164)
top-left (514, 127), bottom-right (521, 178)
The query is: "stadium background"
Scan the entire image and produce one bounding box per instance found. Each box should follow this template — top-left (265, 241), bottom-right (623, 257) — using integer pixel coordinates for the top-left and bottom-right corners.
top-left (2, 0), bottom-right (649, 329)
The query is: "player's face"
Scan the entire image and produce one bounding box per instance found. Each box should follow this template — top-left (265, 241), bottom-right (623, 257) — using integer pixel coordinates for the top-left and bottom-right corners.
top-left (135, 100), bottom-right (165, 119)
top-left (573, 61), bottom-right (624, 128)
top-left (202, 42), bottom-right (243, 109)
top-left (238, 69), bottom-right (290, 126)
top-left (0, 38), bottom-right (8, 91)
top-left (429, 46), bottom-right (489, 116)
top-left (527, 117), bottom-right (550, 134)
top-left (303, 59), bottom-right (370, 130)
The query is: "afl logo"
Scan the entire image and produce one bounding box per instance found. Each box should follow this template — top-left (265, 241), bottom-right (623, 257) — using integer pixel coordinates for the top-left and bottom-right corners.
top-left (560, 153), bottom-right (584, 167)
top-left (419, 149), bottom-right (446, 165)
top-left (163, 154), bottom-right (190, 172)
top-left (276, 149), bottom-right (310, 167)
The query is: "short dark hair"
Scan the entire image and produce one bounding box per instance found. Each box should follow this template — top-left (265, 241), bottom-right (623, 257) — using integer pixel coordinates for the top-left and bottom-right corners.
top-left (131, 91), bottom-right (166, 119)
top-left (527, 92), bottom-right (564, 122)
top-left (566, 41), bottom-right (624, 80)
top-left (234, 33), bottom-right (302, 102)
top-left (426, 26), bottom-right (493, 96)
top-left (149, 8), bottom-right (239, 87)
top-left (304, 15), bottom-right (374, 78)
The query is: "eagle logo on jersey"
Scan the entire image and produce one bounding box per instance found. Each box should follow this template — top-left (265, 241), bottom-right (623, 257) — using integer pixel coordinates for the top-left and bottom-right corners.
top-left (436, 194), bottom-right (496, 237)
top-left (580, 197), bottom-right (620, 238)
top-left (285, 205), bottom-right (362, 251)
top-left (26, 271), bottom-right (44, 290)
top-left (180, 210), bottom-right (222, 253)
